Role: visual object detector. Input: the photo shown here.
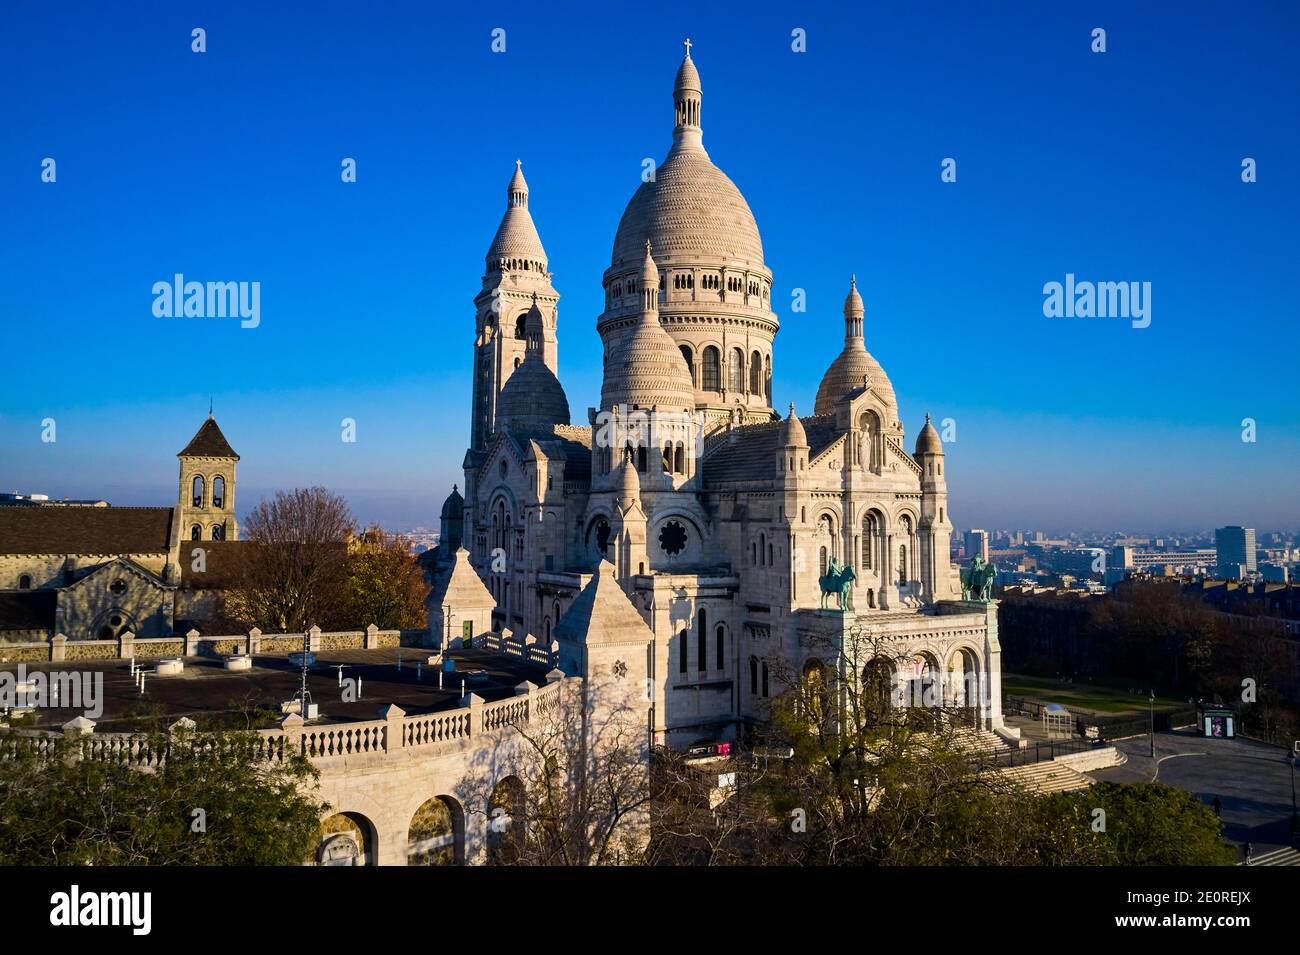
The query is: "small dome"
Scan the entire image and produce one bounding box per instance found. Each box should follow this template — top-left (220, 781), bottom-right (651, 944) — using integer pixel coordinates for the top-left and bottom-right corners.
top-left (440, 484), bottom-right (464, 521)
top-left (779, 402), bottom-right (808, 447)
top-left (914, 414), bottom-right (943, 456)
top-left (600, 247), bottom-right (695, 411)
top-left (814, 277), bottom-right (897, 418)
top-left (844, 275), bottom-right (864, 318)
top-left (496, 310), bottom-right (571, 438)
top-left (675, 50), bottom-right (701, 93)
top-left (814, 345), bottom-right (898, 418)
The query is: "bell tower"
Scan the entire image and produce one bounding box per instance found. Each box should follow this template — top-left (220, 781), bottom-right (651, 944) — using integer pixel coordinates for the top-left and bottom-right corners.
top-left (470, 161), bottom-right (561, 451)
top-left (177, 413), bottom-right (239, 542)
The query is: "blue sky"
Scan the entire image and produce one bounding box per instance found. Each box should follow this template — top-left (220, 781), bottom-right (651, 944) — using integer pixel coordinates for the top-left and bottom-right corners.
top-left (2, 1), bottom-right (1297, 533)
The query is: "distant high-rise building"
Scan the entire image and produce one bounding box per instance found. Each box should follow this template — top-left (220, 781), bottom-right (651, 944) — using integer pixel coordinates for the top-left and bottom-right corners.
top-left (964, 529), bottom-right (989, 562)
top-left (1215, 526), bottom-right (1256, 579)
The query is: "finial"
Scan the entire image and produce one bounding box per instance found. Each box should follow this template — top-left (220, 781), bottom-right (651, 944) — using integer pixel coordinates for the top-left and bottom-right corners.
top-left (452, 483), bottom-right (458, 493)
top-left (788, 401), bottom-right (796, 418)
top-left (208, 396), bottom-right (213, 418)
top-left (851, 273), bottom-right (857, 289)
top-left (683, 37), bottom-right (692, 57)
top-left (925, 412), bottom-right (931, 423)
top-left (645, 238), bottom-right (652, 255)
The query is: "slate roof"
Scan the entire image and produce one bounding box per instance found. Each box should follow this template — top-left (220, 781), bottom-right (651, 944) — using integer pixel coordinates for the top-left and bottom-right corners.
top-left (0, 507), bottom-right (174, 556)
top-left (178, 416), bottom-right (239, 458)
top-left (703, 415), bottom-right (841, 485)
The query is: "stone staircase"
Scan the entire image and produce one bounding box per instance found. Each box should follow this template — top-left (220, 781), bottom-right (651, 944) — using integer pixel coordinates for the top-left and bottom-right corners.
top-left (1245, 846), bottom-right (1300, 866)
top-left (949, 727), bottom-right (1014, 755)
top-left (998, 759), bottom-right (1094, 794)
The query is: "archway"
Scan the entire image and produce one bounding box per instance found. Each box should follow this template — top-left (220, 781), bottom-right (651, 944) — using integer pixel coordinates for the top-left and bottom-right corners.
top-left (407, 796), bottom-right (465, 865)
top-left (487, 776), bottom-right (527, 865)
top-left (317, 811), bottom-right (376, 866)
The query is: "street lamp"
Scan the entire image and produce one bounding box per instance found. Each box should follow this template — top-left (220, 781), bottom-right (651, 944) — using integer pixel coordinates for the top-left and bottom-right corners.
top-left (1148, 690), bottom-right (1156, 759)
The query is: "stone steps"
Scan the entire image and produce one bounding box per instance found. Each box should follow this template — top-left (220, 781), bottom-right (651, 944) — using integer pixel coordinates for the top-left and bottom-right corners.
top-left (998, 759), bottom-right (1094, 794)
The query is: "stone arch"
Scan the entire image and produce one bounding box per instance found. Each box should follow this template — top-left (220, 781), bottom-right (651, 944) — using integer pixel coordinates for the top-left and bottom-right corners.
top-left (802, 657), bottom-right (830, 722)
top-left (861, 656), bottom-right (896, 715)
top-left (860, 507), bottom-right (885, 573)
top-left (947, 645), bottom-right (983, 724)
top-left (407, 795), bottom-right (465, 865)
top-left (487, 775), bottom-right (527, 865)
top-left (92, 607), bottom-right (138, 641)
top-left (584, 511), bottom-right (613, 558)
top-left (317, 811), bottom-right (378, 866)
top-left (190, 474), bottom-right (205, 507)
top-left (858, 409), bottom-right (883, 471)
top-left (211, 475), bottom-right (226, 509)
top-left (651, 513), bottom-right (703, 564)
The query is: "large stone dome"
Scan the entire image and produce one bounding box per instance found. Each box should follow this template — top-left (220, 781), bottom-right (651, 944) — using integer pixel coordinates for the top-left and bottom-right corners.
top-left (610, 149), bottom-right (765, 271)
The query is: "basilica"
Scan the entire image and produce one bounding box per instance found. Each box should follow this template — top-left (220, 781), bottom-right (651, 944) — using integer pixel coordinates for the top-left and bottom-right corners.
top-left (431, 43), bottom-right (1011, 748)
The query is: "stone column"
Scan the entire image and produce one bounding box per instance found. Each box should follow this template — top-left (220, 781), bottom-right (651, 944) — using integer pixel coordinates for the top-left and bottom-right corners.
top-left (308, 626), bottom-right (322, 652)
top-left (365, 624), bottom-right (380, 649)
top-left (247, 627), bottom-right (261, 656)
top-left (118, 630), bottom-right (135, 660)
top-left (51, 634), bottom-right (67, 662)
top-left (185, 629), bottom-right (201, 656)
top-left (379, 703), bottom-right (405, 752)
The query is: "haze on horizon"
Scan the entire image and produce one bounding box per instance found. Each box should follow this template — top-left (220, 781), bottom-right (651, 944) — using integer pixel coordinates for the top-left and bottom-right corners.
top-left (2, 2), bottom-right (1297, 534)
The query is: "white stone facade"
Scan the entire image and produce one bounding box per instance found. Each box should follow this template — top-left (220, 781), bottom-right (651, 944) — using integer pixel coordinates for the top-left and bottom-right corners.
top-left (441, 44), bottom-right (1009, 749)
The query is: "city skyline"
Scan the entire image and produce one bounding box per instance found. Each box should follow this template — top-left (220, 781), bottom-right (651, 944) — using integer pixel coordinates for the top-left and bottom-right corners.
top-left (3, 2), bottom-right (1298, 532)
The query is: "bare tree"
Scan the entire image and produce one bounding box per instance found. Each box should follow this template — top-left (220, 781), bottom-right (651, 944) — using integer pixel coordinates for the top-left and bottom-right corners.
top-left (224, 487), bottom-right (355, 632)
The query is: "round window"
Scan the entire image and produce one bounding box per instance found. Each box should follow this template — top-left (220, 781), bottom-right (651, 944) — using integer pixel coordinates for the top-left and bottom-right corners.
top-left (110, 579), bottom-right (127, 596)
top-left (659, 521), bottom-right (687, 556)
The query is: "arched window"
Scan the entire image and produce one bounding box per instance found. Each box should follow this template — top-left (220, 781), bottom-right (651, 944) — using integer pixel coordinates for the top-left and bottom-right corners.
top-left (514, 316), bottom-right (526, 339)
top-left (679, 630), bottom-right (688, 674)
top-left (679, 345), bottom-right (694, 386)
top-left (17, 574), bottom-right (32, 590)
top-left (749, 350), bottom-right (762, 394)
top-left (191, 475), bottom-right (204, 508)
top-left (862, 513), bottom-right (878, 569)
top-left (728, 347), bottom-right (744, 392)
top-left (761, 661), bottom-right (770, 698)
top-left (715, 624), bottom-right (725, 670)
top-left (764, 354), bottom-right (772, 404)
top-left (191, 524), bottom-right (202, 541)
top-left (697, 608), bottom-right (707, 672)
top-left (212, 523), bottom-right (225, 541)
top-left (898, 544), bottom-right (908, 586)
top-left (212, 475), bottom-right (225, 509)
top-left (759, 532), bottom-right (766, 565)
top-left (750, 656), bottom-right (758, 695)
top-left (819, 546), bottom-right (828, 576)
top-left (702, 346), bottom-right (720, 391)
top-left (674, 442), bottom-right (684, 473)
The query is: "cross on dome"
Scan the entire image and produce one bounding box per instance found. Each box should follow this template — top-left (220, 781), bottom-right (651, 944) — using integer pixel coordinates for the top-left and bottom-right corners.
top-left (683, 37), bottom-right (692, 57)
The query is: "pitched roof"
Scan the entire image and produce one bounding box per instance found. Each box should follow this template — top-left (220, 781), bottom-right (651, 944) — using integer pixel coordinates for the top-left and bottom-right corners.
top-left (554, 560), bottom-right (653, 646)
top-left (178, 416), bottom-right (239, 459)
top-left (703, 415), bottom-right (841, 485)
top-left (0, 590), bottom-right (57, 631)
top-left (0, 506), bottom-right (174, 556)
top-left (427, 547), bottom-right (494, 611)
top-left (176, 540), bottom-right (252, 589)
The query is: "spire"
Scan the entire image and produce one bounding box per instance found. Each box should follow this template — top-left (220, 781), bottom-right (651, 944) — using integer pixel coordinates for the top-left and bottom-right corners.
top-left (486, 160), bottom-right (546, 270)
top-left (508, 159), bottom-right (528, 208)
top-left (843, 274), bottom-right (864, 341)
top-left (639, 240), bottom-right (660, 314)
top-left (524, 292), bottom-right (545, 354)
top-left (673, 39), bottom-right (703, 149)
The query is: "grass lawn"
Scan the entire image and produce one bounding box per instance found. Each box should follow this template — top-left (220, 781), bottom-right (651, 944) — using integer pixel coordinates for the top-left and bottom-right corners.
top-left (1002, 674), bottom-right (1186, 715)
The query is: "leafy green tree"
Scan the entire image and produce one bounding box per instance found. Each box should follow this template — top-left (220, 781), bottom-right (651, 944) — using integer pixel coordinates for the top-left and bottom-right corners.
top-left (0, 730), bottom-right (326, 865)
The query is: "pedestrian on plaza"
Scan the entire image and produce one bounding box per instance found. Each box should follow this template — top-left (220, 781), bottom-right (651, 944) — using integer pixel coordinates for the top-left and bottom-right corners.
top-left (1243, 841), bottom-right (1253, 865)
top-left (1212, 796), bottom-right (1222, 818)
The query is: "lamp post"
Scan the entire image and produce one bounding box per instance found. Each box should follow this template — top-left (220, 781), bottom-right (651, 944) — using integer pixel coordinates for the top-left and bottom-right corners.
top-left (1148, 690), bottom-right (1156, 759)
